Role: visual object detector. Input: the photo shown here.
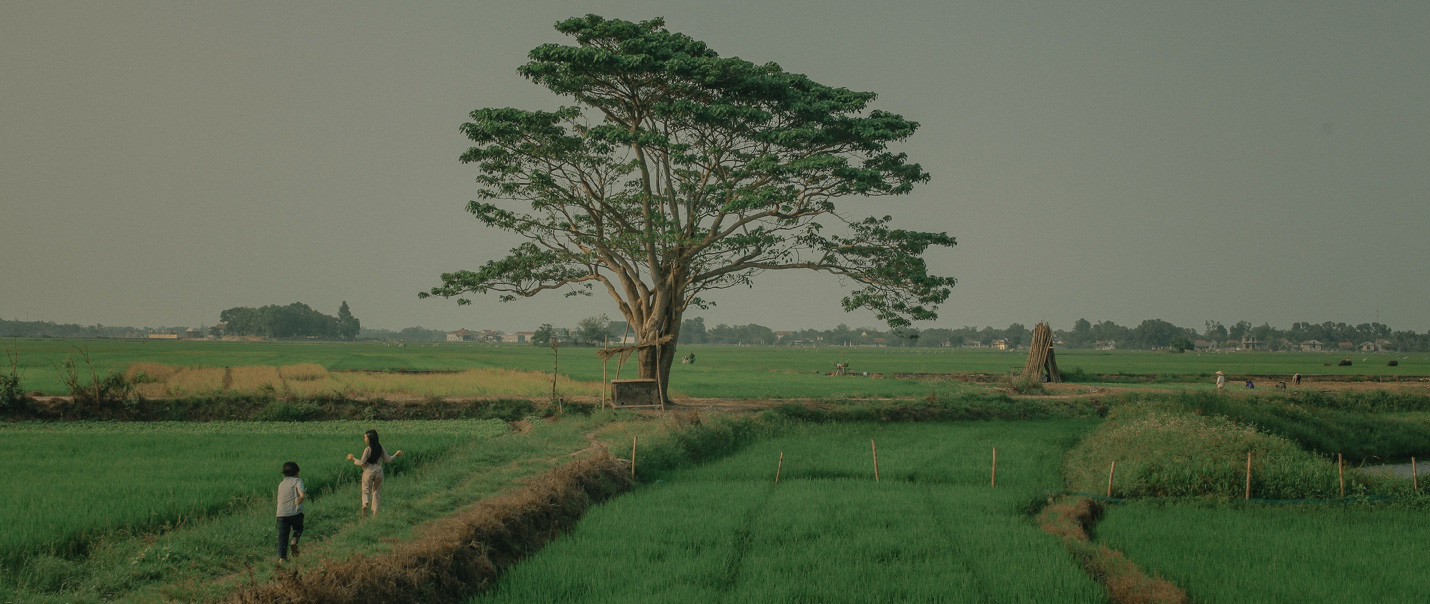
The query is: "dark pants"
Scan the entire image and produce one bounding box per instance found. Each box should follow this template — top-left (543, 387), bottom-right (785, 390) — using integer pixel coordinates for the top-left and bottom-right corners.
top-left (277, 513), bottom-right (305, 560)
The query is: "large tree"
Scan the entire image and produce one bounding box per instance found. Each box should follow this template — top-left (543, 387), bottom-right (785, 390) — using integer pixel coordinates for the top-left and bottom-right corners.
top-left (423, 16), bottom-right (956, 401)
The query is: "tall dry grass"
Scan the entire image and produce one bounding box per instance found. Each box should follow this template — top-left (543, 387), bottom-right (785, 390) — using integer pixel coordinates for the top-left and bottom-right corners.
top-left (228, 366), bottom-right (282, 393)
top-left (125, 363), bottom-right (179, 384)
top-left (278, 364), bottom-right (329, 382)
top-left (116, 363), bottom-right (603, 400)
top-left (164, 367), bottom-right (226, 396)
top-left (333, 369), bottom-right (603, 398)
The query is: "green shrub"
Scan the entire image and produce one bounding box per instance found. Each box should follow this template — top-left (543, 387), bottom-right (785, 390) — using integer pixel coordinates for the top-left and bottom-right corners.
top-left (1064, 402), bottom-right (1409, 500)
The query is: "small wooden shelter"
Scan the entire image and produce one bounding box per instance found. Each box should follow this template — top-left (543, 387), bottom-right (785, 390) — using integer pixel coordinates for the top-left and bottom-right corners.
top-left (1021, 322), bottom-right (1061, 383)
top-left (596, 334), bottom-right (675, 410)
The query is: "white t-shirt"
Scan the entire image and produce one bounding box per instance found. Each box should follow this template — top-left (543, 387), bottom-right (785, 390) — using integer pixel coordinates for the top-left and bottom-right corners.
top-left (276, 476), bottom-right (306, 517)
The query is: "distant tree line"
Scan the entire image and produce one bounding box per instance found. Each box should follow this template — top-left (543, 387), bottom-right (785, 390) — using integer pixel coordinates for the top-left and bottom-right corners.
top-left (0, 319), bottom-right (158, 339)
top-left (218, 301), bottom-right (360, 340)
top-left (358, 326), bottom-right (449, 341)
top-left (655, 317), bottom-right (1430, 352)
top-left (8, 313), bottom-right (1430, 352)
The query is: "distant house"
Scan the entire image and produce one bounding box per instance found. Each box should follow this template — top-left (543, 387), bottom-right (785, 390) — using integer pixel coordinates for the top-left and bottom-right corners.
top-left (1094, 340), bottom-right (1117, 351)
top-left (1358, 341), bottom-right (1379, 353)
top-left (147, 332), bottom-right (179, 340)
top-left (1238, 337), bottom-right (1265, 351)
top-left (963, 339), bottom-right (984, 348)
top-left (1194, 339), bottom-right (1215, 351)
top-left (447, 328), bottom-right (477, 342)
top-left (501, 331), bottom-right (534, 344)
top-left (1337, 341), bottom-right (1355, 351)
top-left (1300, 340), bottom-right (1324, 352)
top-left (183, 327), bottom-right (203, 340)
top-left (992, 339), bottom-right (1010, 351)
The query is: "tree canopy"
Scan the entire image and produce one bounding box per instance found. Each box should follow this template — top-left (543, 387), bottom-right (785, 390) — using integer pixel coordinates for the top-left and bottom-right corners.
top-left (423, 15), bottom-right (956, 397)
top-left (219, 302), bottom-right (358, 340)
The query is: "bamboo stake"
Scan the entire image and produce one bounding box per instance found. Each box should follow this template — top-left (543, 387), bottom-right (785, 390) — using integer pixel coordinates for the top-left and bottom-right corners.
top-left (775, 451), bottom-right (784, 485)
top-left (602, 335), bottom-right (609, 409)
top-left (631, 436), bottom-right (637, 479)
top-left (1338, 453), bottom-right (1345, 497)
top-left (991, 447), bottom-right (998, 488)
top-left (1107, 460), bottom-right (1116, 498)
top-left (654, 342), bottom-right (666, 412)
top-left (871, 439), bottom-right (880, 482)
top-left (1412, 457), bottom-right (1418, 492)
top-left (1245, 452), bottom-right (1252, 500)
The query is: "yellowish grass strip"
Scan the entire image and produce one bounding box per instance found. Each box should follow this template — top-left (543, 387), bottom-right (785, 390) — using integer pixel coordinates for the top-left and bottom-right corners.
top-left (279, 364), bottom-right (329, 382)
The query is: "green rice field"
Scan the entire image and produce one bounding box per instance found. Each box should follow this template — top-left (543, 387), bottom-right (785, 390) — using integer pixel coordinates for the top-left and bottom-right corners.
top-left (6, 338), bottom-right (1427, 398)
top-left (1097, 502), bottom-right (1430, 602)
top-left (477, 420), bottom-right (1106, 602)
top-left (1, 420), bottom-right (505, 568)
top-left (0, 418), bottom-right (522, 601)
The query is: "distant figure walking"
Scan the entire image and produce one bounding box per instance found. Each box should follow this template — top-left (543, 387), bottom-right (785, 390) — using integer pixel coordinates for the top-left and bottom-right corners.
top-left (1292, 373), bottom-right (1301, 386)
top-left (346, 430), bottom-right (403, 517)
top-left (1215, 370), bottom-right (1225, 392)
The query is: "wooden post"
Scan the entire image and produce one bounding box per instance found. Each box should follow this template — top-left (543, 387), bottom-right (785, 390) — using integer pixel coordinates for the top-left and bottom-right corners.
top-left (1338, 453), bottom-right (1345, 497)
top-left (871, 439), bottom-right (880, 482)
top-left (654, 341), bottom-right (667, 412)
top-left (775, 451), bottom-right (784, 485)
top-left (991, 447), bottom-right (998, 488)
top-left (1106, 460), bottom-right (1116, 498)
top-left (631, 436), bottom-right (637, 479)
top-left (602, 335), bottom-right (609, 409)
top-left (1245, 452), bottom-right (1252, 500)
top-left (550, 338), bottom-right (560, 413)
top-left (1412, 457), bottom-right (1418, 492)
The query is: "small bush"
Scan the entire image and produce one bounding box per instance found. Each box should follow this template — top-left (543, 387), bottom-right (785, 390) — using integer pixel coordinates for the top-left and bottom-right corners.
top-left (0, 374), bottom-right (23, 411)
top-left (998, 371), bottom-right (1047, 395)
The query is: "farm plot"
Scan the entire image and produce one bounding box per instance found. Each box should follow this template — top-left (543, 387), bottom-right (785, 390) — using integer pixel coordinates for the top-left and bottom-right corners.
top-left (477, 421), bottom-right (1105, 602)
top-left (1096, 502), bottom-right (1430, 603)
top-left (0, 420), bottom-right (506, 574)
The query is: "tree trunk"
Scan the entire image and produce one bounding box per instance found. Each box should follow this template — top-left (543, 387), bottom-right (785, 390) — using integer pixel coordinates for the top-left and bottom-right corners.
top-left (635, 313), bottom-right (682, 404)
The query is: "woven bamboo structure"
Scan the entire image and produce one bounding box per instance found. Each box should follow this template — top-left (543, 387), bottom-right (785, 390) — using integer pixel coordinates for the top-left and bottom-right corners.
top-left (1021, 322), bottom-right (1061, 383)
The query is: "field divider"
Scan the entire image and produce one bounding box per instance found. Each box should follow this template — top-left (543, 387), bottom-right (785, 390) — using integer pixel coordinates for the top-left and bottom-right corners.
top-left (230, 451), bottom-right (632, 603)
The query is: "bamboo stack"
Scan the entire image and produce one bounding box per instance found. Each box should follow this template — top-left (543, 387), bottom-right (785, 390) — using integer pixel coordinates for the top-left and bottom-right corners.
top-left (1021, 322), bottom-right (1061, 383)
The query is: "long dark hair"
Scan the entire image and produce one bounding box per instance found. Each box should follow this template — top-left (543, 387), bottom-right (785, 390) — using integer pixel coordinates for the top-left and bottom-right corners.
top-left (364, 429), bottom-right (385, 464)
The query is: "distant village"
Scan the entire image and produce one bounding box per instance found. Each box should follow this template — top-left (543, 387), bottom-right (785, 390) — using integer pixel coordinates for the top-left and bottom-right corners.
top-left (0, 316), bottom-right (1420, 352)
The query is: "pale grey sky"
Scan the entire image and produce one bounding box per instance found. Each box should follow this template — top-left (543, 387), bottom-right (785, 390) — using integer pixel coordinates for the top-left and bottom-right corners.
top-left (3, 1), bottom-right (1427, 333)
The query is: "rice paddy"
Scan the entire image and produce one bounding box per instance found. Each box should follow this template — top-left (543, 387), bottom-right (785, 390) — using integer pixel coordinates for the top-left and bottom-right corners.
top-left (477, 421), bottom-right (1106, 602)
top-left (1096, 502), bottom-right (1430, 602)
top-left (0, 420), bottom-right (507, 576)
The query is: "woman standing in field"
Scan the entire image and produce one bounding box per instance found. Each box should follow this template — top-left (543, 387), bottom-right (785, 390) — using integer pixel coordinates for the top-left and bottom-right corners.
top-left (347, 429), bottom-right (402, 517)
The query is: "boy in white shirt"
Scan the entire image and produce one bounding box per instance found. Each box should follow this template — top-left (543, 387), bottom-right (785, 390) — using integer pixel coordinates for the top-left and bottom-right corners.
top-left (276, 461), bottom-right (307, 563)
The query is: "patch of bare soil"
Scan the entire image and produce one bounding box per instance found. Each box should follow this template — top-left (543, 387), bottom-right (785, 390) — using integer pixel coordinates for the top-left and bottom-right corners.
top-left (1039, 497), bottom-right (1188, 604)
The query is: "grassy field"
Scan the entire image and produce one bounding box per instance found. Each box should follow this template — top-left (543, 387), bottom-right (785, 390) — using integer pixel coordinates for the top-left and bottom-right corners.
top-left (1097, 502), bottom-right (1430, 602)
top-left (0, 415), bottom-right (626, 603)
top-left (477, 421), bottom-right (1106, 602)
top-left (6, 338), bottom-right (1428, 398)
top-left (0, 421), bottom-right (506, 572)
